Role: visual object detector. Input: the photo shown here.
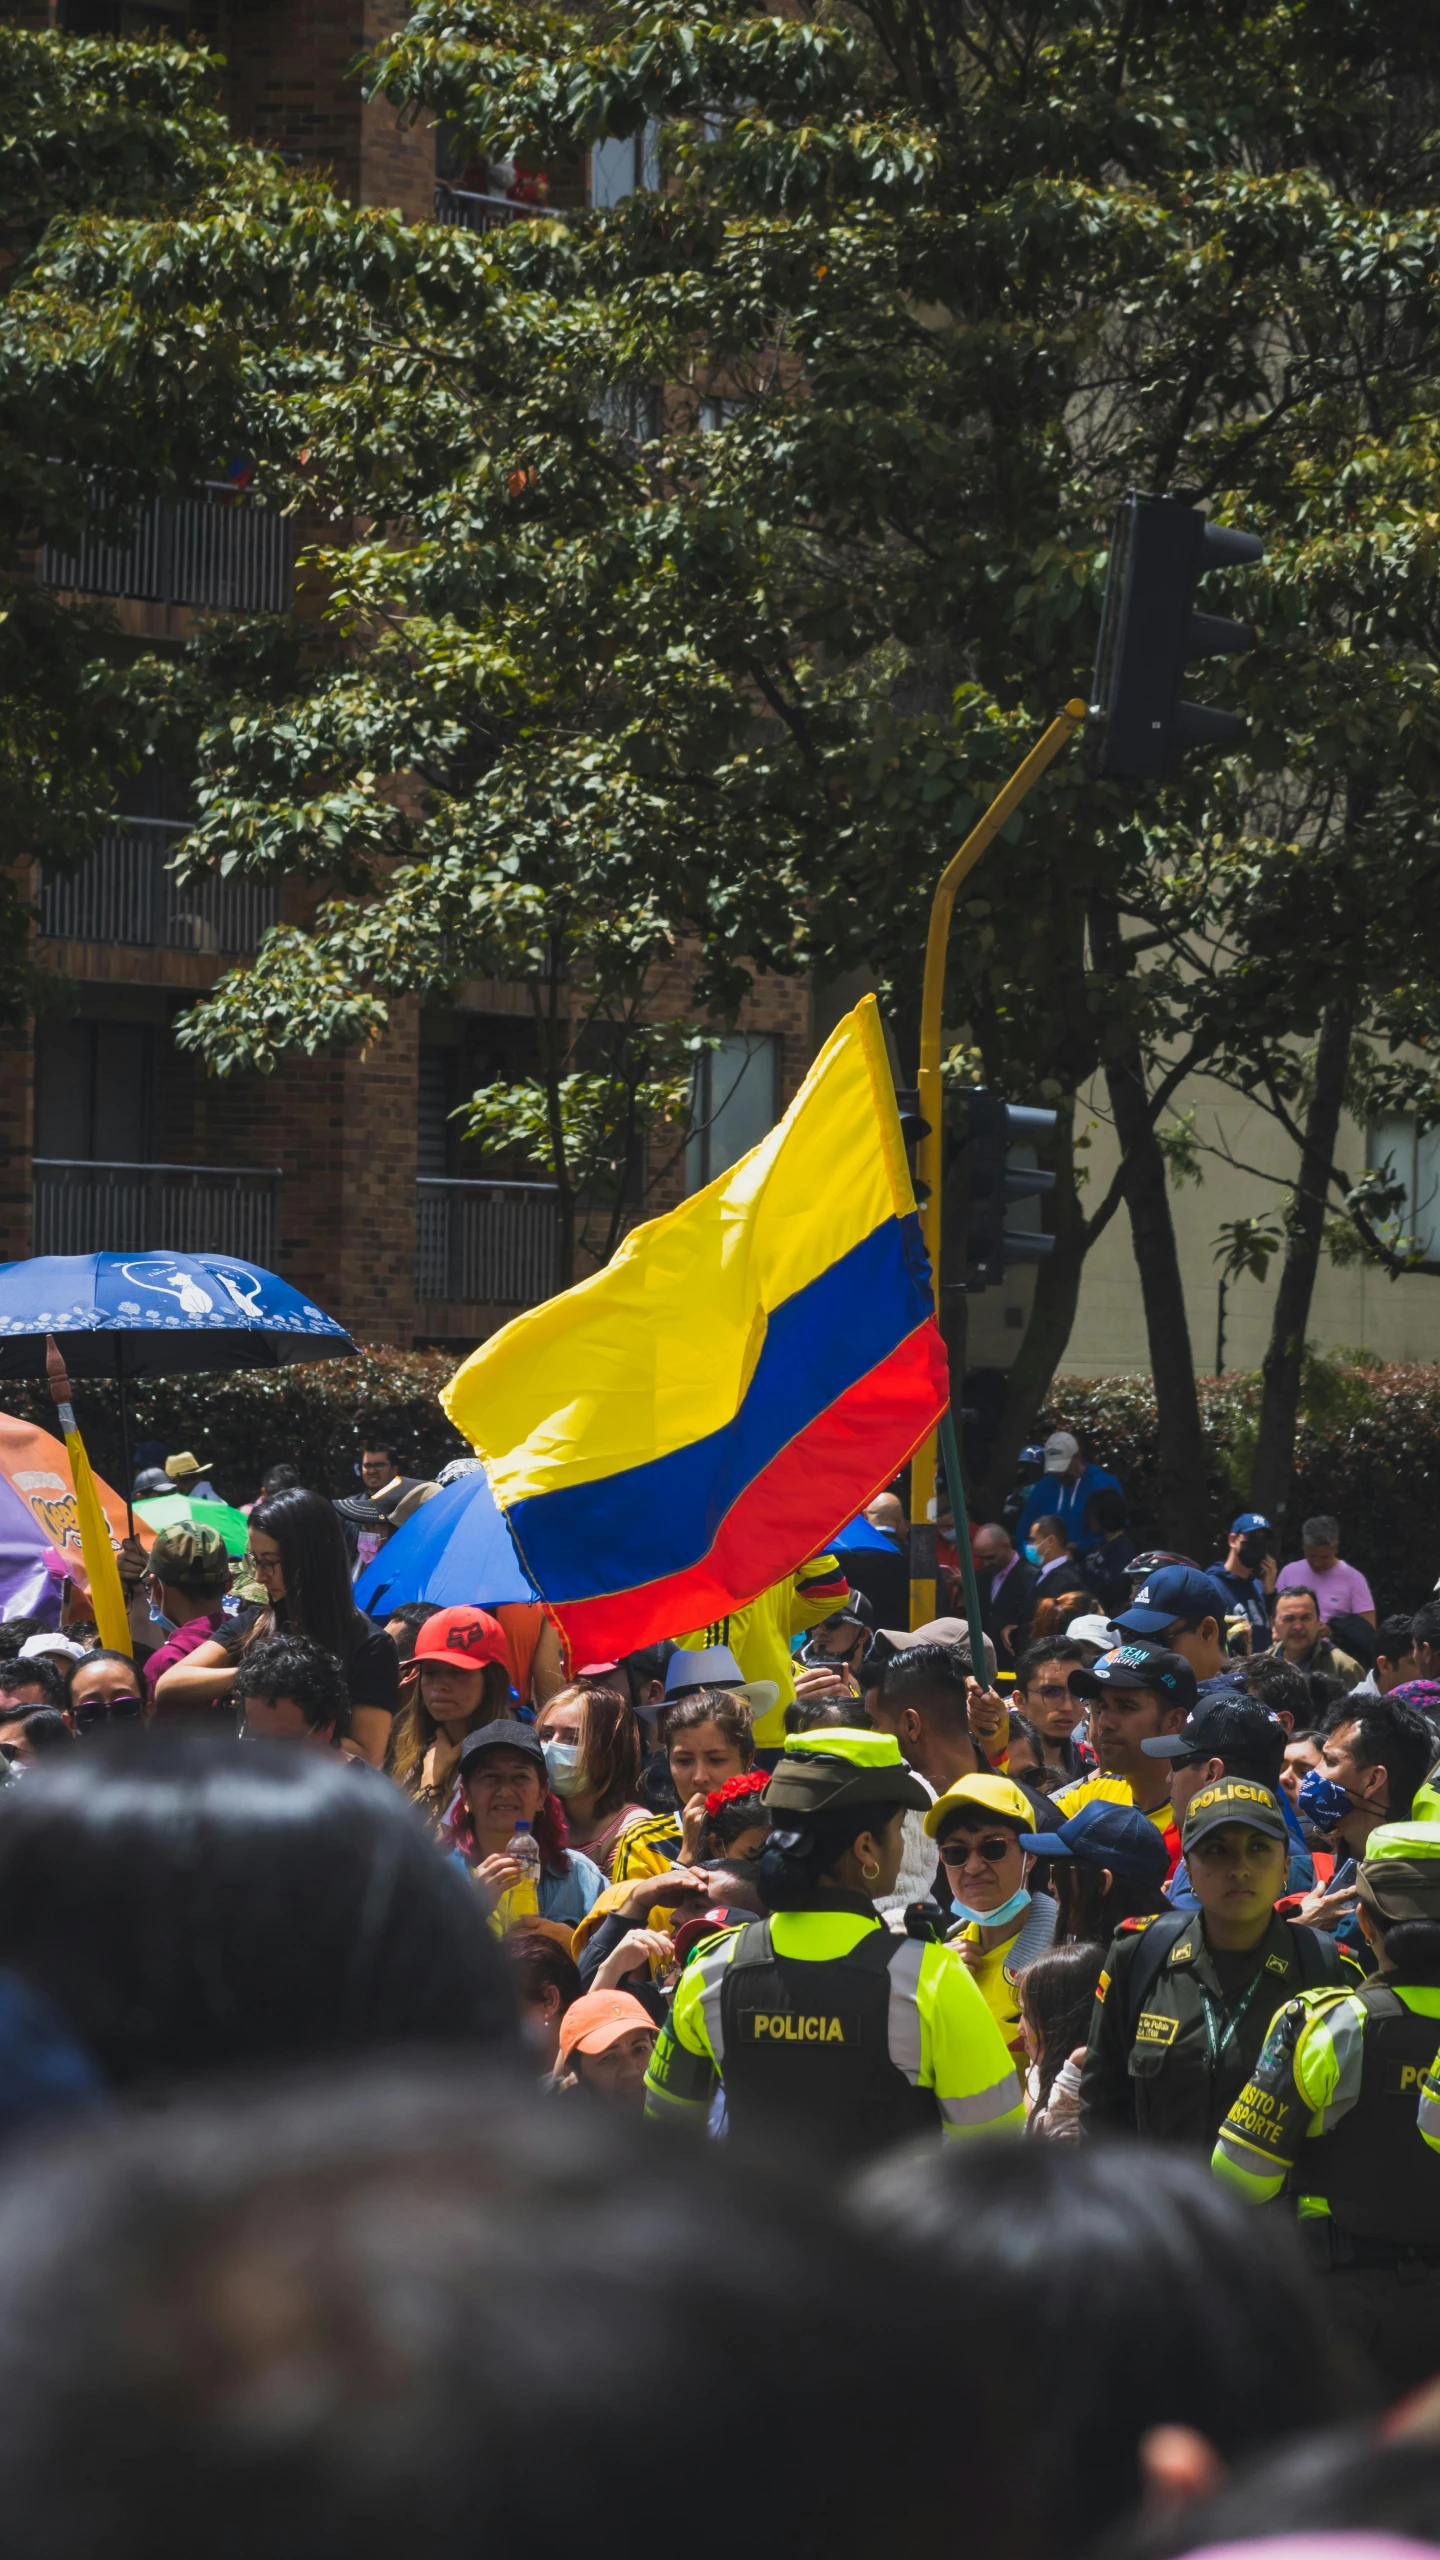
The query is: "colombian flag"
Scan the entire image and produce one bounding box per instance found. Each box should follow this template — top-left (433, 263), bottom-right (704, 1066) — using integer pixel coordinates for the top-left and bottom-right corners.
top-left (443, 996), bottom-right (948, 1663)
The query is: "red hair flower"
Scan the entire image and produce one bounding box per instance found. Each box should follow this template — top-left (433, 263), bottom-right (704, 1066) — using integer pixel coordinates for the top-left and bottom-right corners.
top-left (704, 1769), bottom-right (770, 1818)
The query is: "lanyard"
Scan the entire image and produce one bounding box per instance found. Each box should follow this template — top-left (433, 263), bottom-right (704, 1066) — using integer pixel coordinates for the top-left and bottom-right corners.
top-left (1198, 1969), bottom-right (1267, 2076)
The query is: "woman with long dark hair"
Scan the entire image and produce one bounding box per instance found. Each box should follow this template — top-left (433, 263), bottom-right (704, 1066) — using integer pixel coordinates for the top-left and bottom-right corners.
top-left (151, 1490), bottom-right (400, 1764)
top-left (0, 1734), bottom-right (510, 2089)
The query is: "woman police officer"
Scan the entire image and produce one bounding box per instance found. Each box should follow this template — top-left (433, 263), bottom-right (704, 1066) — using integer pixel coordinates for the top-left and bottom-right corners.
top-left (643, 1728), bottom-right (1024, 2161)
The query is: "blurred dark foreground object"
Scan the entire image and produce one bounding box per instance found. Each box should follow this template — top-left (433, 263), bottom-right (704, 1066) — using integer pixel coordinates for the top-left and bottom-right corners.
top-left (0, 2061), bottom-right (1002, 2560)
top-left (0, 1735), bottom-right (513, 2090)
top-left (847, 2134), bottom-right (1355, 2554)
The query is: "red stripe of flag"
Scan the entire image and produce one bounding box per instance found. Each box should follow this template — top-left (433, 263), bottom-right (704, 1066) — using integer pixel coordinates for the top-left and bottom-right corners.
top-left (550, 1319), bottom-right (947, 1666)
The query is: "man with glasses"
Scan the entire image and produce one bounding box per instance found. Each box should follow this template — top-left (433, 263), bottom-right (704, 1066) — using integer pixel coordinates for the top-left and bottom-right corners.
top-left (1014, 1637), bottom-right (1097, 1784)
top-left (972, 1522), bottom-right (1038, 1674)
top-left (925, 1773), bottom-right (1056, 2054)
top-left (141, 1525), bottom-right (235, 1716)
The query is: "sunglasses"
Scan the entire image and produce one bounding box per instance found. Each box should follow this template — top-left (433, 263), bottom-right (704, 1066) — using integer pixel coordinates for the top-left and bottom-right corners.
top-left (938, 1834), bottom-right (1019, 1867)
top-left (74, 1695), bottom-right (144, 1732)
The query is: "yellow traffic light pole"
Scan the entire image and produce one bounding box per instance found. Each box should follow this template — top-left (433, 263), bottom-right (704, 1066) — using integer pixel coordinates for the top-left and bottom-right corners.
top-left (909, 698), bottom-right (1089, 1632)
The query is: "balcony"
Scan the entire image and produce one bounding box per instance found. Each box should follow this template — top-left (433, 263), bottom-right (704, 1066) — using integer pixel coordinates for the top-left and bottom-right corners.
top-left (433, 185), bottom-right (537, 236)
top-left (416, 1177), bottom-right (558, 1305)
top-left (43, 480), bottom-right (294, 613)
top-left (39, 819), bottom-right (281, 955)
top-left (34, 1161), bottom-right (280, 1262)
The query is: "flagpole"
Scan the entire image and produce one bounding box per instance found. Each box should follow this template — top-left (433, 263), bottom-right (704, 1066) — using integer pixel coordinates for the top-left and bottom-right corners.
top-left (909, 700), bottom-right (1087, 1626)
top-left (46, 1335), bottom-right (133, 1658)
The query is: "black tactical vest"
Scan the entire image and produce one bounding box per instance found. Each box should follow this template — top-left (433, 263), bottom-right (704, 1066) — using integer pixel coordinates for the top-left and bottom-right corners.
top-left (1303, 1981), bottom-right (1440, 2243)
top-left (717, 1919), bottom-right (941, 2161)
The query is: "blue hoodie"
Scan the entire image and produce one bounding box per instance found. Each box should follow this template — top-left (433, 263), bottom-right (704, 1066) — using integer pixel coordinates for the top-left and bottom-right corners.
top-left (1015, 1464), bottom-right (1123, 1559)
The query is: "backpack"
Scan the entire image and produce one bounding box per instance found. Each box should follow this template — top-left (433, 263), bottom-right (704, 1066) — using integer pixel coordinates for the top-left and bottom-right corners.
top-left (1120, 1908), bottom-right (1341, 2039)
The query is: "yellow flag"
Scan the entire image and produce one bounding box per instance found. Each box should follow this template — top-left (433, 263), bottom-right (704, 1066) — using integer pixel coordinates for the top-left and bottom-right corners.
top-left (63, 1424), bottom-right (132, 1658)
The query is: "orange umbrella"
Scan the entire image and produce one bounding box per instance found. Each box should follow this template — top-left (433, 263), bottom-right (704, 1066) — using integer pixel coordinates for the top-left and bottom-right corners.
top-left (0, 1410), bottom-right (149, 1626)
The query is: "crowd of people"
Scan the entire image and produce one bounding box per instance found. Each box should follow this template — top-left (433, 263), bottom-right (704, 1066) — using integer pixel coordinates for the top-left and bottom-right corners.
top-left (0, 1428), bottom-right (1437, 2556)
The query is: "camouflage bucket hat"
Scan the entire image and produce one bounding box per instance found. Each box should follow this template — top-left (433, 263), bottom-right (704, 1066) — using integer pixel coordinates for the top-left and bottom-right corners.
top-left (148, 1522), bottom-right (230, 1593)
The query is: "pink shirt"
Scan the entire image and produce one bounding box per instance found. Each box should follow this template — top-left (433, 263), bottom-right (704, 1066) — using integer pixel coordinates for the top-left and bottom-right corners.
top-left (144, 1604), bottom-right (230, 1703)
top-left (1275, 1557), bottom-right (1374, 1619)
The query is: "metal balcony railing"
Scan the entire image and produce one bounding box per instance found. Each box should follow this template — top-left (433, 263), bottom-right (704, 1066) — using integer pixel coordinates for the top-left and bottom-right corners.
top-left (43, 480), bottom-right (295, 612)
top-left (433, 184), bottom-right (534, 235)
top-left (39, 819), bottom-right (281, 955)
top-left (416, 1177), bottom-right (558, 1304)
top-left (33, 1161), bottom-right (281, 1262)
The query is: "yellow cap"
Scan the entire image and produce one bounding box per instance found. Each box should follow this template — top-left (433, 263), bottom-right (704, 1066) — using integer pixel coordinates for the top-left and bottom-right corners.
top-left (925, 1772), bottom-right (1035, 1840)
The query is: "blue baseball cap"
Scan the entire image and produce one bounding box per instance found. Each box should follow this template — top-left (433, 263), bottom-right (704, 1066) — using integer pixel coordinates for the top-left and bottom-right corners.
top-left (1115, 1563), bottom-right (1231, 1638)
top-left (1017, 1797), bottom-right (1172, 1882)
top-left (1230, 1512), bottom-right (1271, 1534)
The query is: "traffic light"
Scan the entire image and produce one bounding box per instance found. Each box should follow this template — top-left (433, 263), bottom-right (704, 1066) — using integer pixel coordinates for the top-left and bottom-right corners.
top-left (959, 1091), bottom-right (1058, 1292)
top-left (893, 1086), bottom-right (931, 1204)
top-left (1086, 491), bottom-right (1263, 781)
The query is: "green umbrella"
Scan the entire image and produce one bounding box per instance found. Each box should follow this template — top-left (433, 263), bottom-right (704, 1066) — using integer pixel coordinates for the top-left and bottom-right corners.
top-left (134, 1490), bottom-right (250, 1559)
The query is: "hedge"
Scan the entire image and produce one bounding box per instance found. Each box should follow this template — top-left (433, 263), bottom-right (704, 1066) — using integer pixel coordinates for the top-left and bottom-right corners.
top-left (4, 1350), bottom-right (472, 1508)
top-left (1039, 1361), bottom-right (1440, 1619)
top-left (9, 1345), bottom-right (1435, 1620)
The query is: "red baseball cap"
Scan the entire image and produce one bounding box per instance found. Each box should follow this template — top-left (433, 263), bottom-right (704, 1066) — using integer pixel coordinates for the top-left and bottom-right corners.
top-left (412, 1606), bottom-right (510, 1673)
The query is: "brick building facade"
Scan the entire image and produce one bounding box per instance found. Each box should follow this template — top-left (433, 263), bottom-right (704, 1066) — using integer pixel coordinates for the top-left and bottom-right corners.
top-left (7, 0), bottom-right (817, 1348)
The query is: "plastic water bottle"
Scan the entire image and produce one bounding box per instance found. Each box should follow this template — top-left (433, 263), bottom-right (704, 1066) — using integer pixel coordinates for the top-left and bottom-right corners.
top-left (506, 1818), bottom-right (542, 1885)
top-left (497, 1816), bottom-right (542, 1925)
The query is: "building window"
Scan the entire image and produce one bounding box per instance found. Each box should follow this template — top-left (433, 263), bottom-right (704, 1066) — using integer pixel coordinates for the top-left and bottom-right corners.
top-left (589, 122), bottom-right (660, 205)
top-left (417, 1046), bottom-right (459, 1179)
top-left (698, 396), bottom-right (745, 431)
top-left (686, 1034), bottom-right (778, 1192)
top-left (34, 1019), bottom-right (153, 1164)
top-left (1367, 1113), bottom-right (1440, 1261)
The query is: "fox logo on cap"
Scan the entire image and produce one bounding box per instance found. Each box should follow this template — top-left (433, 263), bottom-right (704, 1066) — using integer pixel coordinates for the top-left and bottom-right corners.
top-left (447, 1617), bottom-right (493, 1659)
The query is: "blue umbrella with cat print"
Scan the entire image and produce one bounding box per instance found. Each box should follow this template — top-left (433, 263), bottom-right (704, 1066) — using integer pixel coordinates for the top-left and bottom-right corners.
top-left (0, 1252), bottom-right (355, 1530)
top-left (0, 1253), bottom-right (354, 1377)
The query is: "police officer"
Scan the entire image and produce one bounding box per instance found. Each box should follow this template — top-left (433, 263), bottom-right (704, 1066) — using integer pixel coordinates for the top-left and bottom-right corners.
top-left (1080, 1777), bottom-right (1343, 2150)
top-left (642, 1728), bottom-right (1024, 2161)
top-left (1214, 1821), bottom-right (1440, 2396)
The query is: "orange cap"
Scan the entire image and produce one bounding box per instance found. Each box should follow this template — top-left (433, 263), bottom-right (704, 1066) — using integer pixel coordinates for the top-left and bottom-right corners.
top-left (556, 1990), bottom-right (656, 2064)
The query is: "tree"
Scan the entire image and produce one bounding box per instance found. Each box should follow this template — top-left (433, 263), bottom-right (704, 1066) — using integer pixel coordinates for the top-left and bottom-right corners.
top-left (16, 2), bottom-right (1440, 1545)
top-left (0, 21), bottom-right (239, 1021)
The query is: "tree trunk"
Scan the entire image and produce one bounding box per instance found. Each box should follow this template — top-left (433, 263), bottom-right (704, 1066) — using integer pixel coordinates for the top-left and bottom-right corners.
top-left (1105, 1044), bottom-right (1213, 1559)
top-left (1248, 1003), bottom-right (1355, 1523)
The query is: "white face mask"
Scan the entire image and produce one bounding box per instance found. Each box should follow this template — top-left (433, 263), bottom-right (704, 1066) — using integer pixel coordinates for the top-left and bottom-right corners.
top-left (543, 1740), bottom-right (586, 1798)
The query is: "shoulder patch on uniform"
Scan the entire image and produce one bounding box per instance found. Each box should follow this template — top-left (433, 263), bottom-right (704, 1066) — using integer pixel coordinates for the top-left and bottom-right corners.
top-left (1095, 1970), bottom-right (1110, 2004)
top-left (1166, 1938), bottom-right (1196, 1965)
top-left (1118, 1913), bottom-right (1156, 1935)
top-left (1135, 2011), bottom-right (1180, 2046)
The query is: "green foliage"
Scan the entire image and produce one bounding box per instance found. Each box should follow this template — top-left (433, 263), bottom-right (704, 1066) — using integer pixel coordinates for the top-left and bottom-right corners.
top-left (1215, 1213), bottom-right (1285, 1288)
top-left (0, 25), bottom-right (254, 1022)
top-left (4, 1350), bottom-right (470, 1507)
top-left (1041, 1357), bottom-right (1440, 1615)
top-left (13, 3), bottom-right (1440, 1367)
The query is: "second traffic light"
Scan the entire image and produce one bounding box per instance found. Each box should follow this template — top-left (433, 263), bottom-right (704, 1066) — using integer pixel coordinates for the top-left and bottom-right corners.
top-left (1086, 491), bottom-right (1263, 781)
top-left (960, 1090), bottom-right (1058, 1292)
